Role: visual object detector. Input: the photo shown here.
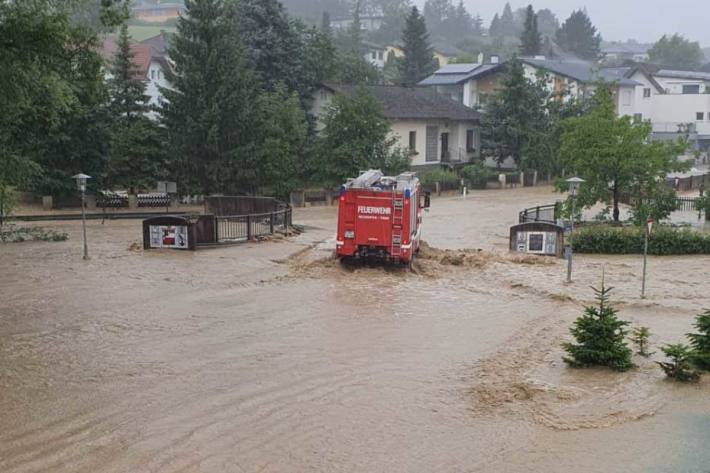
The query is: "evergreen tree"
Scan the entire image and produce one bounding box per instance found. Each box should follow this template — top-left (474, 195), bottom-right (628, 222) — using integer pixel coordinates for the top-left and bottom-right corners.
top-left (232, 0), bottom-right (301, 94)
top-left (536, 8), bottom-right (559, 39)
top-left (321, 10), bottom-right (332, 34)
top-left (556, 9), bottom-right (601, 60)
top-left (399, 6), bottom-right (436, 86)
top-left (481, 59), bottom-right (547, 167)
top-left (658, 344), bottom-right (701, 382)
top-left (314, 86), bottom-right (408, 184)
top-left (499, 2), bottom-right (517, 37)
top-left (161, 0), bottom-right (259, 195)
top-left (563, 280), bottom-right (635, 372)
top-left (488, 14), bottom-right (501, 37)
top-left (105, 23), bottom-right (165, 190)
top-left (520, 5), bottom-right (541, 56)
top-left (688, 310), bottom-right (710, 371)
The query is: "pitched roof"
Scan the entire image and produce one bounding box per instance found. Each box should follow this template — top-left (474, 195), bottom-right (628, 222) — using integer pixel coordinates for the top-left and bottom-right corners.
top-left (521, 57), bottom-right (640, 86)
top-left (99, 38), bottom-right (153, 80)
top-left (323, 84), bottom-right (480, 121)
top-left (140, 31), bottom-right (172, 58)
top-left (418, 63), bottom-right (504, 86)
top-left (655, 69), bottom-right (710, 81)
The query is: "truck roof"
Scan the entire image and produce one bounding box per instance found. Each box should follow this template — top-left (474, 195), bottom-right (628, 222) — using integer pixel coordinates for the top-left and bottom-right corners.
top-left (344, 170), bottom-right (419, 192)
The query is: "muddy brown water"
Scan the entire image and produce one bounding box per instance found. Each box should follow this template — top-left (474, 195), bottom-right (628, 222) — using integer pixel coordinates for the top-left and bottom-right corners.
top-left (1, 187), bottom-right (709, 472)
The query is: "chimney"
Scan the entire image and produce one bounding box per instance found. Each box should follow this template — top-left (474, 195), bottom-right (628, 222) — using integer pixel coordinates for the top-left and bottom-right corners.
top-left (490, 55), bottom-right (500, 64)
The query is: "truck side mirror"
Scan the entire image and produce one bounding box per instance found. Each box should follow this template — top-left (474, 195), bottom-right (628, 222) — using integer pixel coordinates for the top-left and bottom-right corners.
top-left (423, 192), bottom-right (431, 209)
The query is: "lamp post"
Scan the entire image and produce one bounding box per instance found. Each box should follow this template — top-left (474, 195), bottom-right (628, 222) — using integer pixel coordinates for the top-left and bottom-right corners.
top-left (641, 216), bottom-right (653, 299)
top-left (73, 173), bottom-right (91, 260)
top-left (566, 177), bottom-right (585, 283)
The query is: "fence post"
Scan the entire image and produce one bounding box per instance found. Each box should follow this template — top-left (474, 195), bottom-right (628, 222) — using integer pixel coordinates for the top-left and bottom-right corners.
top-left (270, 212), bottom-right (275, 234)
top-left (247, 215), bottom-right (252, 240)
top-left (535, 206), bottom-right (540, 221)
top-left (436, 182), bottom-right (441, 196)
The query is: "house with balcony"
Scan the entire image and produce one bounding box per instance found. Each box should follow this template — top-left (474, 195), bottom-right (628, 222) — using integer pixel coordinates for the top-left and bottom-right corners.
top-left (311, 84), bottom-right (481, 167)
top-left (417, 61), bottom-right (505, 109)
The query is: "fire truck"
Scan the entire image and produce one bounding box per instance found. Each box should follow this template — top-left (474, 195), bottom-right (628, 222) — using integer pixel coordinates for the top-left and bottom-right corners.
top-left (336, 170), bottom-right (430, 265)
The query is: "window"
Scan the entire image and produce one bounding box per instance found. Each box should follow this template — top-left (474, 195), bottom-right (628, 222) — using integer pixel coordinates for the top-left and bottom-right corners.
top-left (151, 70), bottom-right (156, 80)
top-left (643, 88), bottom-right (651, 98)
top-left (634, 113), bottom-right (643, 123)
top-left (157, 70), bottom-right (161, 80)
top-left (371, 51), bottom-right (376, 59)
top-left (408, 131), bottom-right (416, 152)
top-left (378, 51), bottom-right (383, 60)
top-left (683, 84), bottom-right (701, 94)
top-left (466, 129), bottom-right (475, 152)
top-left (697, 112), bottom-right (705, 121)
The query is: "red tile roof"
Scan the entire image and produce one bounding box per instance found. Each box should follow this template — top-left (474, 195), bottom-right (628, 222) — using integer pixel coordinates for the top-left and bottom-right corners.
top-left (99, 38), bottom-right (153, 80)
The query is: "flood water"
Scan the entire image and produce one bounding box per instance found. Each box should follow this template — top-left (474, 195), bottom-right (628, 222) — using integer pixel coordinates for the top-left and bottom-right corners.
top-left (1, 186), bottom-right (708, 472)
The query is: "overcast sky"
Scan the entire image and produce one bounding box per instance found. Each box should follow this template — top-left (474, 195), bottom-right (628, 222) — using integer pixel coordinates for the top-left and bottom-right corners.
top-left (452, 0), bottom-right (710, 46)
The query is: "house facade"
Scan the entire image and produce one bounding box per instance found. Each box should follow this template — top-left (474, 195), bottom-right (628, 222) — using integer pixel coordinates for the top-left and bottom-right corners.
top-left (311, 84), bottom-right (481, 167)
top-left (418, 62), bottom-right (504, 109)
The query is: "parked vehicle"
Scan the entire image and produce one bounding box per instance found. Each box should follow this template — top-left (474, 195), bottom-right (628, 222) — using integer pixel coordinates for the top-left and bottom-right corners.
top-left (336, 170), bottom-right (430, 265)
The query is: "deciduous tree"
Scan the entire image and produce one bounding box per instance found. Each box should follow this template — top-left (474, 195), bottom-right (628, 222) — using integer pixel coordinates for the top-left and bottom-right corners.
top-left (648, 34), bottom-right (704, 70)
top-left (555, 9), bottom-right (601, 60)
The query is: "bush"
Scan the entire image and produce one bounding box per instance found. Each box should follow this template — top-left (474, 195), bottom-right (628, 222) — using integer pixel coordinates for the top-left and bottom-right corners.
top-left (572, 225), bottom-right (710, 255)
top-left (688, 310), bottom-right (710, 371)
top-left (657, 344), bottom-right (701, 382)
top-left (563, 281), bottom-right (635, 372)
top-left (630, 185), bottom-right (679, 226)
top-left (459, 163), bottom-right (492, 189)
top-left (0, 225), bottom-right (68, 243)
top-left (417, 168), bottom-right (460, 186)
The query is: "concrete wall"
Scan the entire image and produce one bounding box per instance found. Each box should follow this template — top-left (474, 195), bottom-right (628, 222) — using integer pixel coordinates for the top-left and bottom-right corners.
top-left (390, 120), bottom-right (478, 166)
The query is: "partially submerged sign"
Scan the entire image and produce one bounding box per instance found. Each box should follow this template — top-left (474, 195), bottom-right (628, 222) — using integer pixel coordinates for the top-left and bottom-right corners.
top-left (509, 222), bottom-right (564, 258)
top-left (143, 216), bottom-right (196, 250)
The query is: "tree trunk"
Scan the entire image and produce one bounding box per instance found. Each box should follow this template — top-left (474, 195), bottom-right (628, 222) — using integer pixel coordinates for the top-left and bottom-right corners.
top-left (613, 184), bottom-right (620, 222)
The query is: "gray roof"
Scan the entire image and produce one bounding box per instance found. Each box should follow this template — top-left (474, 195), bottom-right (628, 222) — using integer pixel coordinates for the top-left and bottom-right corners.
top-left (655, 69), bottom-right (710, 81)
top-left (418, 63), bottom-right (502, 86)
top-left (323, 84), bottom-right (480, 122)
top-left (522, 58), bottom-right (640, 86)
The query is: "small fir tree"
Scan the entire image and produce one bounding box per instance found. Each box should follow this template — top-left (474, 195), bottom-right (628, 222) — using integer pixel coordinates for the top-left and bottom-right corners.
top-left (563, 280), bottom-right (635, 371)
top-left (631, 326), bottom-right (654, 357)
top-left (657, 344), bottom-right (701, 382)
top-left (399, 6), bottom-right (437, 86)
top-left (520, 5), bottom-right (541, 56)
top-left (687, 310), bottom-right (710, 371)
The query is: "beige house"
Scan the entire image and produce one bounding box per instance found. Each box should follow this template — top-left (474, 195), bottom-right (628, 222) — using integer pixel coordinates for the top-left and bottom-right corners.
top-left (386, 41), bottom-right (464, 67)
top-left (311, 84), bottom-right (481, 167)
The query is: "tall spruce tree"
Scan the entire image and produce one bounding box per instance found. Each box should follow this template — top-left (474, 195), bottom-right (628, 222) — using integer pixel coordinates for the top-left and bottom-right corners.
top-left (688, 310), bottom-right (710, 371)
top-left (399, 6), bottom-right (436, 86)
top-left (489, 14), bottom-right (501, 37)
top-left (105, 23), bottom-right (165, 191)
top-left (161, 0), bottom-right (259, 194)
top-left (232, 0), bottom-right (300, 93)
top-left (520, 5), bottom-right (541, 56)
top-left (499, 2), bottom-right (517, 37)
top-left (556, 9), bottom-right (601, 60)
top-left (481, 58), bottom-right (547, 167)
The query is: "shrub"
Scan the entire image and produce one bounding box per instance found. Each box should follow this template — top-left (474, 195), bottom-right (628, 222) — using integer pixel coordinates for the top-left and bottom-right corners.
top-left (629, 185), bottom-right (679, 226)
top-left (563, 281), bottom-right (635, 372)
top-left (687, 310), bottom-right (710, 371)
top-left (631, 326), bottom-right (653, 357)
top-left (657, 344), bottom-right (701, 382)
top-left (572, 225), bottom-right (710, 255)
top-left (0, 225), bottom-right (68, 243)
top-left (459, 163), bottom-right (492, 189)
top-left (417, 168), bottom-right (459, 186)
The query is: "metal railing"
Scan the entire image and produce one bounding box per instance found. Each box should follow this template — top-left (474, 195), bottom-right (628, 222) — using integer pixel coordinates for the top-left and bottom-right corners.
top-left (519, 203), bottom-right (558, 224)
top-left (215, 208), bottom-right (292, 242)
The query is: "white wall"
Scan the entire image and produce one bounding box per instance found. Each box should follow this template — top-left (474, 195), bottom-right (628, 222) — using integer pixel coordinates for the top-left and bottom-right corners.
top-left (617, 85), bottom-right (637, 118)
top-left (648, 94), bottom-right (710, 135)
top-left (390, 120), bottom-right (478, 166)
top-left (364, 48), bottom-right (386, 69)
top-left (654, 76), bottom-right (708, 95)
top-left (145, 60), bottom-right (170, 108)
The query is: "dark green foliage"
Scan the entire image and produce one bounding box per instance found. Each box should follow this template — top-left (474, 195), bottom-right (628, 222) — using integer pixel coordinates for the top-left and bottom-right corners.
top-left (629, 185), bottom-right (679, 226)
top-left (555, 10), bottom-right (601, 60)
top-left (334, 52), bottom-right (383, 85)
top-left (314, 86), bottom-right (409, 185)
top-left (417, 168), bottom-right (459, 186)
top-left (481, 59), bottom-right (547, 167)
top-left (161, 0), bottom-right (260, 195)
top-left (563, 282), bottom-right (635, 372)
top-left (558, 86), bottom-right (686, 222)
top-left (422, 0), bottom-right (475, 42)
top-left (687, 310), bottom-right (710, 371)
top-left (657, 344), bottom-right (701, 382)
top-left (648, 34), bottom-right (704, 70)
top-left (399, 7), bottom-right (437, 86)
top-left (631, 326), bottom-right (653, 357)
top-left (105, 23), bottom-right (165, 191)
top-left (459, 163), bottom-right (492, 189)
top-left (519, 5), bottom-right (541, 56)
top-left (572, 226), bottom-right (710, 255)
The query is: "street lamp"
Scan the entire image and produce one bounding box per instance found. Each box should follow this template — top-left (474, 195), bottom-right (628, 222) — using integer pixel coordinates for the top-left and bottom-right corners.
top-left (72, 173), bottom-right (91, 260)
top-left (566, 177), bottom-right (585, 283)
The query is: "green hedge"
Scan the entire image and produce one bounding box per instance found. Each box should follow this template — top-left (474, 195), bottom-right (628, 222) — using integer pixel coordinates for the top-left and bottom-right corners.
top-left (459, 163), bottom-right (493, 189)
top-left (572, 225), bottom-right (710, 255)
top-left (417, 168), bottom-right (459, 186)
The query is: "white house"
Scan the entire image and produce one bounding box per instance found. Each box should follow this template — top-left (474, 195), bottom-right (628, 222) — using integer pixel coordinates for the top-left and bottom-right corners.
top-left (418, 61), bottom-right (505, 109)
top-left (311, 84), bottom-right (481, 167)
top-left (362, 41), bottom-right (386, 69)
top-left (602, 43), bottom-right (651, 64)
top-left (330, 14), bottom-right (384, 32)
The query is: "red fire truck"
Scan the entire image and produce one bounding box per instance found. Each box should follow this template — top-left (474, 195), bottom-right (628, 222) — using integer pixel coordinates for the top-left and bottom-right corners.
top-left (336, 170), bottom-right (430, 265)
